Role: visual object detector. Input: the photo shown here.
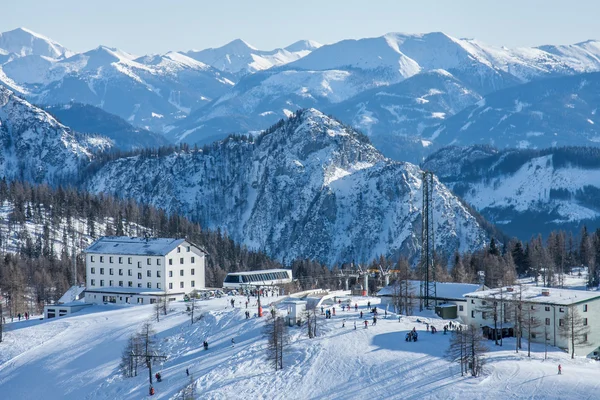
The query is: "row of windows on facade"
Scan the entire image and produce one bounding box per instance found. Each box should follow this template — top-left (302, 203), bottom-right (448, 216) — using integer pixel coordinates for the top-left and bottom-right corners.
top-left (89, 255), bottom-right (195, 266)
top-left (224, 271), bottom-right (290, 284)
top-left (100, 296), bottom-right (177, 304)
top-left (475, 308), bottom-right (590, 327)
top-left (473, 299), bottom-right (589, 313)
top-left (89, 279), bottom-right (196, 289)
top-left (90, 267), bottom-right (196, 278)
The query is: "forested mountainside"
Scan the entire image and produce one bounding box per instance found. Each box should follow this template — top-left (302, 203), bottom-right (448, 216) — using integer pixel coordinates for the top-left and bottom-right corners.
top-left (84, 109), bottom-right (490, 265)
top-left (426, 72), bottom-right (600, 150)
top-left (423, 145), bottom-right (600, 239)
top-left (44, 103), bottom-right (169, 151)
top-left (0, 179), bottom-right (286, 313)
top-left (0, 86), bottom-right (110, 184)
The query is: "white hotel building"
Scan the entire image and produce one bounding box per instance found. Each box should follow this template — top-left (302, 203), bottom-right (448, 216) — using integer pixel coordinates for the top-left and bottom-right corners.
top-left (84, 237), bottom-right (207, 305)
top-left (463, 286), bottom-right (600, 358)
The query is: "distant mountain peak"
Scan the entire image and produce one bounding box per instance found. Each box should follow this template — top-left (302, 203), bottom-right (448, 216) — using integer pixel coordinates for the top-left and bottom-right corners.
top-left (284, 40), bottom-right (322, 52)
top-left (0, 27), bottom-right (71, 58)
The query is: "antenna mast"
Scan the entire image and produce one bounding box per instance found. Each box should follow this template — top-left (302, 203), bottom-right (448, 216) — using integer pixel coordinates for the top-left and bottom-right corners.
top-left (420, 171), bottom-right (437, 310)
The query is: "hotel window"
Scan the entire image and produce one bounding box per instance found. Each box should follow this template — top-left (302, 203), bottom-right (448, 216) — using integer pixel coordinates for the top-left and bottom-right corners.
top-left (109, 280), bottom-right (114, 286)
top-left (137, 298), bottom-right (143, 304)
top-left (147, 282), bottom-right (152, 288)
top-left (100, 268), bottom-right (105, 275)
top-left (128, 257), bottom-right (132, 264)
top-left (545, 318), bottom-right (550, 325)
top-left (584, 304), bottom-right (588, 312)
top-left (584, 318), bottom-right (588, 326)
top-left (545, 306), bottom-right (550, 311)
top-left (180, 282), bottom-right (184, 288)
top-left (169, 283), bottom-right (173, 289)
top-left (559, 319), bottom-right (564, 326)
top-left (180, 258), bottom-right (184, 264)
top-left (91, 267), bottom-right (96, 274)
top-left (119, 257), bottom-right (123, 264)
top-left (191, 269), bottom-right (195, 276)
top-left (119, 281), bottom-right (123, 287)
top-left (471, 311), bottom-right (475, 318)
top-left (119, 269), bottom-right (123, 276)
top-left (157, 259), bottom-right (161, 266)
top-left (157, 271), bottom-right (161, 278)
top-left (177, 247), bottom-right (181, 253)
top-left (100, 256), bottom-right (104, 262)
top-left (100, 280), bottom-right (105, 286)
top-left (91, 256), bottom-right (95, 262)
top-left (584, 333), bottom-right (588, 342)
top-left (128, 281), bottom-right (133, 287)
top-left (157, 283), bottom-right (161, 289)
top-left (109, 268), bottom-right (114, 275)
top-left (531, 305), bottom-right (535, 310)
top-left (559, 308), bottom-right (564, 312)
top-left (138, 283), bottom-right (142, 288)
top-left (109, 256), bottom-right (113, 263)
top-left (169, 271), bottom-right (173, 277)
top-left (147, 258), bottom-right (151, 265)
top-left (459, 305), bottom-right (464, 311)
top-left (128, 269), bottom-right (132, 276)
top-left (191, 257), bottom-right (195, 264)
top-left (180, 269), bottom-right (184, 276)
top-left (191, 280), bottom-right (195, 287)
top-left (138, 261), bottom-right (141, 268)
top-left (138, 273), bottom-right (142, 279)
top-left (187, 246), bottom-right (190, 252)
top-left (482, 312), bottom-right (487, 320)
top-left (147, 270), bottom-right (151, 277)
top-left (91, 279), bottom-right (96, 286)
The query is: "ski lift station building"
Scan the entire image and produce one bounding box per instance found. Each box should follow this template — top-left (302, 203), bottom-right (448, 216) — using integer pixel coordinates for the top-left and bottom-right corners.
top-left (83, 236), bottom-right (207, 305)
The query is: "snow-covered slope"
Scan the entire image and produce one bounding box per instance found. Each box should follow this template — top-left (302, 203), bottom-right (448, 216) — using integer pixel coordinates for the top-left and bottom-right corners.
top-left (44, 103), bottom-right (169, 151)
top-left (1, 295), bottom-right (599, 400)
top-left (423, 145), bottom-right (600, 239)
top-left (426, 72), bottom-right (600, 150)
top-left (184, 38), bottom-right (321, 76)
top-left (0, 86), bottom-right (111, 183)
top-left (0, 27), bottom-right (72, 58)
top-left (86, 109), bottom-right (488, 264)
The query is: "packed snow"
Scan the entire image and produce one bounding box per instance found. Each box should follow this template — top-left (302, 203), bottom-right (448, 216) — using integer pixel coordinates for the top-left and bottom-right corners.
top-left (1, 294), bottom-right (599, 399)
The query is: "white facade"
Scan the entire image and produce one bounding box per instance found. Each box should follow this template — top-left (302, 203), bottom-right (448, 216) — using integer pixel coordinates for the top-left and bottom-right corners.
top-left (44, 302), bottom-right (92, 319)
top-left (84, 237), bottom-right (207, 304)
top-left (463, 286), bottom-right (600, 358)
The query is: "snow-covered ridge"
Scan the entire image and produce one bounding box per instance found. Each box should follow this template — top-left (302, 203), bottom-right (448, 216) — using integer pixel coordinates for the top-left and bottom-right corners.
top-left (0, 86), bottom-right (111, 183)
top-left (86, 109), bottom-right (489, 264)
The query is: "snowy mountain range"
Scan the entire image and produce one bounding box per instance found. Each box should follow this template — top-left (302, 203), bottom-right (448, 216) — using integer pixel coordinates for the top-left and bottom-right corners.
top-left (3, 27), bottom-right (600, 159)
top-left (44, 102), bottom-right (169, 151)
top-left (423, 145), bottom-right (600, 239)
top-left (84, 109), bottom-right (490, 264)
top-left (424, 72), bottom-right (600, 150)
top-left (0, 85), bottom-right (110, 184)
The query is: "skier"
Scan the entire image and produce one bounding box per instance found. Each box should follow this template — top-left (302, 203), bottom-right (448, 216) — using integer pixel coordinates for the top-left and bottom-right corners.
top-left (360, 311), bottom-right (363, 319)
top-left (367, 301), bottom-right (371, 309)
top-left (364, 320), bottom-right (368, 329)
top-left (332, 307), bottom-right (336, 316)
top-left (558, 364), bottom-right (562, 375)
top-left (150, 386), bottom-right (155, 396)
top-left (203, 340), bottom-right (209, 350)
top-left (355, 303), bottom-right (358, 311)
top-left (231, 338), bottom-right (235, 347)
top-left (354, 321), bottom-right (357, 330)
top-left (321, 306), bottom-right (324, 315)
top-left (186, 368), bottom-right (189, 376)
top-left (231, 299), bottom-right (235, 308)
top-left (372, 316), bottom-right (377, 326)
top-left (342, 319), bottom-right (346, 328)
top-left (443, 326), bottom-right (448, 335)
top-left (384, 310), bottom-right (387, 319)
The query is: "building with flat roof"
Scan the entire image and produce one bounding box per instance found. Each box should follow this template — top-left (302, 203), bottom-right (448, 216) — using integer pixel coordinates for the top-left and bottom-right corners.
top-left (84, 236), bottom-right (207, 305)
top-left (463, 286), bottom-right (600, 358)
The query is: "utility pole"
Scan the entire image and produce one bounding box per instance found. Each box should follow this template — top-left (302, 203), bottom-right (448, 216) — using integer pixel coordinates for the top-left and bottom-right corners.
top-left (130, 351), bottom-right (166, 392)
top-left (420, 171), bottom-right (437, 311)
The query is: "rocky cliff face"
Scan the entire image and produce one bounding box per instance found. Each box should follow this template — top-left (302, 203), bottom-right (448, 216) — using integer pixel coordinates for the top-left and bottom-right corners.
top-left (86, 109), bottom-right (489, 264)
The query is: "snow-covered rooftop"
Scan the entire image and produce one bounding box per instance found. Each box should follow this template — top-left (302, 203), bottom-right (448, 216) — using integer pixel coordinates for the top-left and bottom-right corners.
top-left (464, 286), bottom-right (600, 306)
top-left (85, 236), bottom-right (186, 256)
top-left (85, 286), bottom-right (167, 295)
top-left (57, 285), bottom-right (86, 304)
top-left (377, 280), bottom-right (484, 300)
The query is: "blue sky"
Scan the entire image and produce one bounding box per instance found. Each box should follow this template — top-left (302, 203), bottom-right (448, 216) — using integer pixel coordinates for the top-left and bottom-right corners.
top-left (2, 0), bottom-right (598, 54)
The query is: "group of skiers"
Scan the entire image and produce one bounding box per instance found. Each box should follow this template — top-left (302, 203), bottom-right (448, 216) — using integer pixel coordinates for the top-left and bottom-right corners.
top-left (405, 328), bottom-right (419, 342)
